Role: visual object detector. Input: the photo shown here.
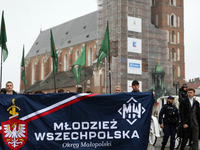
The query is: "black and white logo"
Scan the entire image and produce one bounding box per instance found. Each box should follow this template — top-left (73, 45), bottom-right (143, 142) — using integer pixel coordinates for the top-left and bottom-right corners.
top-left (118, 97), bottom-right (146, 125)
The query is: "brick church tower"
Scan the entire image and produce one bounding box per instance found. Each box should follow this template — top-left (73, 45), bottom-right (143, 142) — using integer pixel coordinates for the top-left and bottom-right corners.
top-left (151, 0), bottom-right (185, 92)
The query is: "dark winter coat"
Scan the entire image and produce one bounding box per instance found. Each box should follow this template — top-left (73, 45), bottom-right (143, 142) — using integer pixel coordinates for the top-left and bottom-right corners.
top-left (178, 88), bottom-right (187, 102)
top-left (131, 90), bottom-right (140, 92)
top-left (159, 103), bottom-right (179, 125)
top-left (3, 90), bottom-right (17, 94)
top-left (179, 97), bottom-right (200, 138)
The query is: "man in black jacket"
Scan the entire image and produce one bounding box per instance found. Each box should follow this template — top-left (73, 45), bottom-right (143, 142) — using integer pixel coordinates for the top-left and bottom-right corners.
top-left (179, 84), bottom-right (187, 102)
top-left (159, 96), bottom-right (179, 150)
top-left (179, 88), bottom-right (200, 150)
top-left (131, 80), bottom-right (140, 92)
top-left (4, 81), bottom-right (17, 95)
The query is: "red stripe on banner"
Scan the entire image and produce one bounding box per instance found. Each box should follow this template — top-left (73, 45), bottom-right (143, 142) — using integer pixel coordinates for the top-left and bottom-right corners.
top-left (25, 94), bottom-right (97, 123)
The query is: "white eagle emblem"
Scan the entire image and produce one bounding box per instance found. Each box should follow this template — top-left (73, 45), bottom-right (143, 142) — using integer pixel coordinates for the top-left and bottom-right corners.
top-left (3, 123), bottom-right (26, 148)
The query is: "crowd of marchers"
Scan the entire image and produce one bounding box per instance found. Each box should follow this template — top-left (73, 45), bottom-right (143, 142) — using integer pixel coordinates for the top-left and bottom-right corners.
top-left (2, 80), bottom-right (199, 150)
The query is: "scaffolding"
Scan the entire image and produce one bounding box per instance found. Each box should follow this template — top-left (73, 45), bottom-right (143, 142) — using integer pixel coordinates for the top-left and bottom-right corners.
top-left (97, 0), bottom-right (172, 94)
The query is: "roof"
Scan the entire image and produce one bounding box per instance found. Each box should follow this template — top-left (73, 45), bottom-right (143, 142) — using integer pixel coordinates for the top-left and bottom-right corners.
top-left (20, 66), bottom-right (93, 93)
top-left (26, 11), bottom-right (97, 58)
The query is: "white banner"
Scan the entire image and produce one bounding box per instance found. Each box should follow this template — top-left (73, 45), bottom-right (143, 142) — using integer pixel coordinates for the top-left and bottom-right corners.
top-left (127, 59), bottom-right (142, 75)
top-left (127, 16), bottom-right (142, 33)
top-left (127, 80), bottom-right (142, 92)
top-left (127, 37), bottom-right (142, 53)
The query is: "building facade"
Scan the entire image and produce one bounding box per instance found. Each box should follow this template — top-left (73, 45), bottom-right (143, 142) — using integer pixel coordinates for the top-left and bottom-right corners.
top-left (151, 0), bottom-right (185, 91)
top-left (20, 0), bottom-right (185, 94)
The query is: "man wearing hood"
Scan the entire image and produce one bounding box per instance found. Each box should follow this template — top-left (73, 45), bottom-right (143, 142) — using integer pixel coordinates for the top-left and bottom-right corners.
top-left (179, 84), bottom-right (187, 102)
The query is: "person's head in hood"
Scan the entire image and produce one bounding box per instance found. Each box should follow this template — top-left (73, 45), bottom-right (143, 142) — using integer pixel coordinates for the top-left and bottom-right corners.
top-left (181, 84), bottom-right (188, 91)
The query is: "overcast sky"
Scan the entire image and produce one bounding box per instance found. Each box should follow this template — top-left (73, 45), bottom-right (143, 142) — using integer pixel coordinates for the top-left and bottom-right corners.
top-left (0, 0), bottom-right (199, 92)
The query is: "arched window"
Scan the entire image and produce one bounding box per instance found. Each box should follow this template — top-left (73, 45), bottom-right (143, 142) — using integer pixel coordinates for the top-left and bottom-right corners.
top-left (170, 0), bottom-right (176, 6)
top-left (171, 31), bottom-right (175, 43)
top-left (178, 16), bottom-right (180, 27)
top-left (152, 0), bottom-right (155, 5)
top-left (88, 47), bottom-right (93, 66)
top-left (64, 53), bottom-right (68, 71)
top-left (32, 62), bottom-right (35, 85)
top-left (171, 15), bottom-right (174, 26)
top-left (178, 66), bottom-right (180, 77)
top-left (41, 57), bottom-right (44, 80)
top-left (177, 48), bottom-right (180, 61)
top-left (76, 49), bottom-right (80, 60)
top-left (156, 14), bottom-right (158, 26)
top-left (172, 48), bottom-right (175, 61)
top-left (177, 32), bottom-right (180, 44)
top-left (170, 14), bottom-right (176, 27)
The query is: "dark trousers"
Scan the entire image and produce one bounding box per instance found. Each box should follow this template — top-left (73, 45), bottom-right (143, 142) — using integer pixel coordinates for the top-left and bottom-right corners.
top-left (162, 124), bottom-right (176, 150)
top-left (180, 125), bottom-right (199, 150)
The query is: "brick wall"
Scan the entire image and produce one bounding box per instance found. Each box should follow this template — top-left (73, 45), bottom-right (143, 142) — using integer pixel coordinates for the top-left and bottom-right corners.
top-left (151, 0), bottom-right (185, 87)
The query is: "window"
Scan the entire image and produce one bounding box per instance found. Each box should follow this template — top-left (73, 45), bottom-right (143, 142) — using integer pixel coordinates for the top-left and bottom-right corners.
top-left (178, 66), bottom-right (180, 77)
top-left (170, 14), bottom-right (176, 27)
top-left (32, 63), bottom-right (35, 85)
top-left (76, 49), bottom-right (80, 60)
top-left (88, 47), bottom-right (93, 66)
top-left (172, 48), bottom-right (175, 61)
top-left (156, 14), bottom-right (158, 26)
top-left (171, 15), bottom-right (174, 26)
top-left (177, 48), bottom-right (180, 61)
top-left (170, 0), bottom-right (176, 6)
top-left (152, 0), bottom-right (155, 5)
top-left (171, 31), bottom-right (175, 43)
top-left (177, 32), bottom-right (180, 44)
top-left (178, 17), bottom-right (180, 27)
top-left (64, 53), bottom-right (68, 71)
top-left (41, 57), bottom-right (44, 80)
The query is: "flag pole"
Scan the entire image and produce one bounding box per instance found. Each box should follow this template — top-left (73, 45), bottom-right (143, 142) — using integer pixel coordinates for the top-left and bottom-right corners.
top-left (53, 58), bottom-right (56, 93)
top-left (108, 43), bottom-right (111, 94)
top-left (54, 74), bottom-right (56, 93)
top-left (107, 21), bottom-right (111, 94)
top-left (0, 45), bottom-right (3, 91)
top-left (84, 45), bottom-right (86, 93)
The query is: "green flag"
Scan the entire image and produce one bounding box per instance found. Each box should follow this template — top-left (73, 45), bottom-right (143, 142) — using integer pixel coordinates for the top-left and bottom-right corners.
top-left (97, 21), bottom-right (110, 69)
top-left (50, 29), bottom-right (58, 78)
top-left (72, 45), bottom-right (86, 84)
top-left (21, 45), bottom-right (28, 86)
top-left (0, 11), bottom-right (8, 62)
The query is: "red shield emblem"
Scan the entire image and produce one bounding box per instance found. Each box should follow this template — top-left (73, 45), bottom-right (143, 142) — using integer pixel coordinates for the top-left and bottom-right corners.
top-left (1, 119), bottom-right (28, 150)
